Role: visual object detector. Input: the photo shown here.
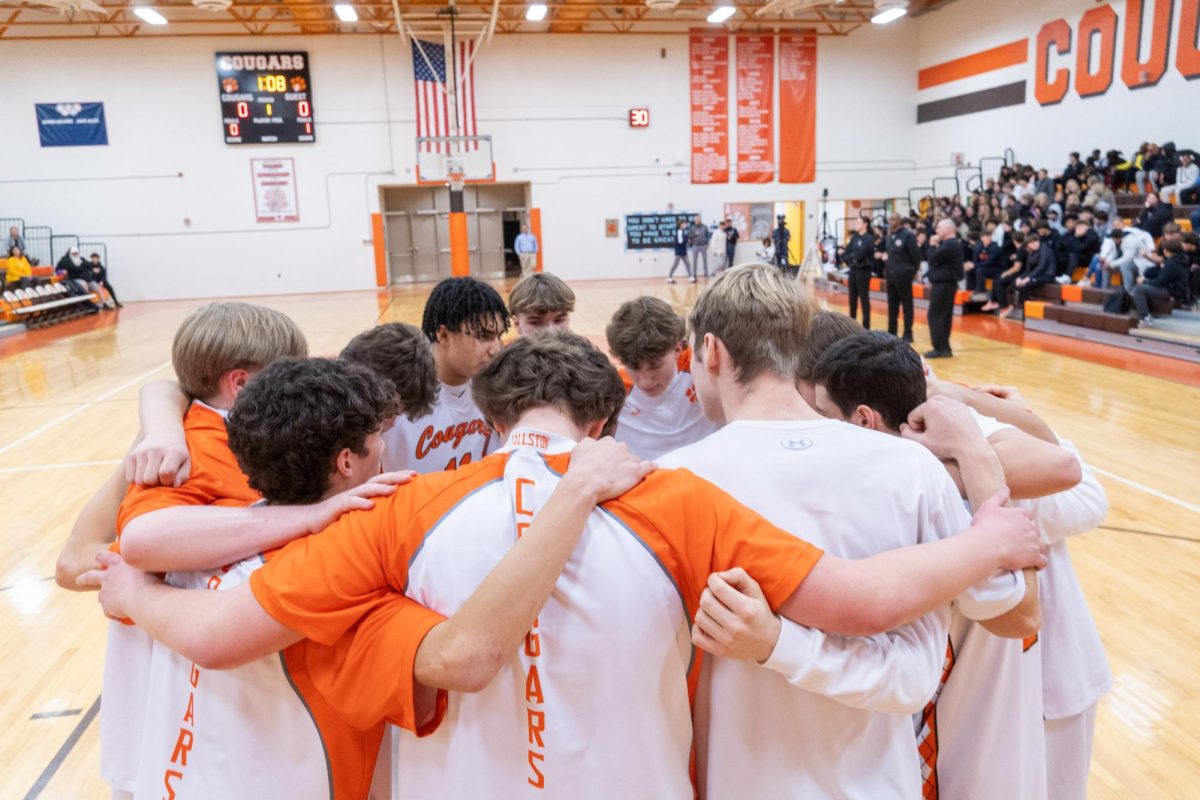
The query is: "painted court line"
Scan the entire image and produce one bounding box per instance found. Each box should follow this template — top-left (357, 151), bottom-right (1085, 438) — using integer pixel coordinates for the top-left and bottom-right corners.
top-left (0, 460), bottom-right (122, 474)
top-left (1091, 466), bottom-right (1200, 516)
top-left (30, 709), bottom-right (82, 720)
top-left (23, 695), bottom-right (100, 800)
top-left (0, 360), bottom-right (171, 457)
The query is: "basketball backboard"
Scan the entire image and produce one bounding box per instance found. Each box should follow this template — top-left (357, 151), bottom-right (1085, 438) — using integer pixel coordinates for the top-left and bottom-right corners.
top-left (415, 135), bottom-right (495, 188)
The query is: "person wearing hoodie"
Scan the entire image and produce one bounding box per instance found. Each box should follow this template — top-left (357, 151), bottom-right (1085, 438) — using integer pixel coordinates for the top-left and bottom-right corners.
top-left (1131, 239), bottom-right (1190, 326)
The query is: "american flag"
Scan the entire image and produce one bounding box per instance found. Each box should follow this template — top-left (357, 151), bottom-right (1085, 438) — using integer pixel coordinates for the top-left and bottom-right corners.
top-left (412, 39), bottom-right (477, 152)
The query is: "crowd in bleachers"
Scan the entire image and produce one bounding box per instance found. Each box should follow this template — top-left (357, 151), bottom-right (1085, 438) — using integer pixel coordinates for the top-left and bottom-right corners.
top-left (836, 145), bottom-right (1200, 329)
top-left (2, 221), bottom-right (119, 330)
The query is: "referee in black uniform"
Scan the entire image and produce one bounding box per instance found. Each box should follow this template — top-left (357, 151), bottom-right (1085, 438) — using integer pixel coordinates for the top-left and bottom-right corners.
top-left (884, 216), bottom-right (921, 342)
top-left (925, 218), bottom-right (965, 359)
top-left (844, 217), bottom-right (876, 329)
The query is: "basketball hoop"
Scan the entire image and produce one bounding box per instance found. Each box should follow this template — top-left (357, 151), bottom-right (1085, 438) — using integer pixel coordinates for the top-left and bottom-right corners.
top-left (448, 169), bottom-right (466, 193)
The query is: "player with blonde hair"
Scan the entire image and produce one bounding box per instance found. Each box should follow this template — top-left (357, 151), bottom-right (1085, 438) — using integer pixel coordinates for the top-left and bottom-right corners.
top-left (507, 272), bottom-right (575, 335)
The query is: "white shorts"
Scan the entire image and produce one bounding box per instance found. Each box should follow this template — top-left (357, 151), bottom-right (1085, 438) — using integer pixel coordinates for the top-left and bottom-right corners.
top-left (1044, 703), bottom-right (1098, 800)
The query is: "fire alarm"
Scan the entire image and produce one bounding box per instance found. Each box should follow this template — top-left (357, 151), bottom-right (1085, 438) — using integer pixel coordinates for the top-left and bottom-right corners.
top-left (629, 108), bottom-right (650, 128)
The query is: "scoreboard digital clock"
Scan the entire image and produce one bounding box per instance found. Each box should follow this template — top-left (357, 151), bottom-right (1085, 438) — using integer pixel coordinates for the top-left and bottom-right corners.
top-left (215, 51), bottom-right (315, 145)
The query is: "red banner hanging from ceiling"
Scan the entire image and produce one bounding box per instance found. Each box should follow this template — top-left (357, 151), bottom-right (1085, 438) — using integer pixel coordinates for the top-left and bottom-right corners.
top-left (736, 34), bottom-right (774, 183)
top-left (689, 33), bottom-right (730, 184)
top-left (779, 33), bottom-right (817, 184)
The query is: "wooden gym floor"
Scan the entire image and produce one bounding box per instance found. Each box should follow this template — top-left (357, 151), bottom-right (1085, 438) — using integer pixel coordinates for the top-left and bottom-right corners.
top-left (0, 279), bottom-right (1196, 798)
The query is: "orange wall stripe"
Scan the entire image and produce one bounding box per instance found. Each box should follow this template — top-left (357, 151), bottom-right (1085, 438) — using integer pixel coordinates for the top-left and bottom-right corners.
top-left (530, 208), bottom-right (543, 273)
top-left (371, 213), bottom-right (387, 287)
top-left (918, 39), bottom-right (1029, 89)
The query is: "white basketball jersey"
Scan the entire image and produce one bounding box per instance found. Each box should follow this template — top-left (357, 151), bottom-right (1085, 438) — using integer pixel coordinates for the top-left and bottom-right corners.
top-left (101, 621), bottom-right (154, 795)
top-left (383, 381), bottom-right (491, 473)
top-left (614, 370), bottom-right (719, 461)
top-left (659, 419), bottom-right (1021, 799)
top-left (134, 558), bottom-right (331, 800)
top-left (1021, 440), bottom-right (1111, 720)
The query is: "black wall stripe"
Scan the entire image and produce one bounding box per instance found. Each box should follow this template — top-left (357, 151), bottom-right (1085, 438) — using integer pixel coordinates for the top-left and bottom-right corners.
top-left (917, 80), bottom-right (1027, 123)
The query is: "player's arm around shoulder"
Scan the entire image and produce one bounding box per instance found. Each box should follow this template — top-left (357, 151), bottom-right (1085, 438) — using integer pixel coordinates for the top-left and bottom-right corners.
top-left (119, 472), bottom-right (414, 572)
top-left (413, 437), bottom-right (654, 693)
top-left (56, 463), bottom-right (126, 591)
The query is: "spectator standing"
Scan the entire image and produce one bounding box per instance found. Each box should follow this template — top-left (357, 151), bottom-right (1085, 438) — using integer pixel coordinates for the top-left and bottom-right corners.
top-left (5, 226), bottom-right (26, 257)
top-left (844, 217), bottom-right (876, 329)
top-left (883, 216), bottom-right (921, 342)
top-left (667, 220), bottom-right (692, 285)
top-left (723, 219), bottom-right (739, 269)
top-left (1161, 153), bottom-right (1198, 205)
top-left (772, 216), bottom-right (791, 272)
top-left (4, 246), bottom-right (34, 289)
top-left (514, 224), bottom-right (539, 278)
top-left (1138, 193), bottom-right (1174, 239)
top-left (925, 218), bottom-right (964, 358)
top-left (709, 221), bottom-right (728, 273)
top-left (1132, 240), bottom-right (1190, 326)
top-left (89, 252), bottom-right (121, 308)
top-left (688, 215), bottom-right (711, 279)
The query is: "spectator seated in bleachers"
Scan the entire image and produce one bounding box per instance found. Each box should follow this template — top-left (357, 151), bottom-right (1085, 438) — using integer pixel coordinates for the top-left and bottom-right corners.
top-left (56, 247), bottom-right (119, 309)
top-left (5, 227), bottom-right (39, 267)
top-left (1138, 192), bottom-right (1174, 239)
top-left (1161, 152), bottom-right (1198, 205)
top-left (1132, 239), bottom-right (1190, 327)
top-left (4, 245), bottom-right (34, 290)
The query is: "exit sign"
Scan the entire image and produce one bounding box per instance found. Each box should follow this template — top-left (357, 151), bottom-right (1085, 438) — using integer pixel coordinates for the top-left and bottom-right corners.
top-left (629, 107), bottom-right (650, 128)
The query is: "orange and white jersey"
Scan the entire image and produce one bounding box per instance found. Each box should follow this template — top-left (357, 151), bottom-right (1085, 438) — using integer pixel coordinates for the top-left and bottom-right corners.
top-left (249, 428), bottom-right (824, 799)
top-left (103, 402), bottom-right (259, 796)
top-left (1020, 440), bottom-right (1110, 720)
top-left (614, 369), bottom-right (720, 461)
top-left (383, 381), bottom-right (491, 473)
top-left (918, 612), bottom-right (1045, 800)
top-left (135, 550), bottom-right (444, 800)
top-left (659, 419), bottom-right (1023, 799)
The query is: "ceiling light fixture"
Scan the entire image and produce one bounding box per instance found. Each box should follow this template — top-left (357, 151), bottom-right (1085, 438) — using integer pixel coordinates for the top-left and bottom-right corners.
top-left (707, 6), bottom-right (736, 23)
top-left (133, 6), bottom-right (168, 24)
top-left (334, 4), bottom-right (358, 22)
top-left (526, 4), bottom-right (548, 21)
top-left (871, 2), bottom-right (908, 24)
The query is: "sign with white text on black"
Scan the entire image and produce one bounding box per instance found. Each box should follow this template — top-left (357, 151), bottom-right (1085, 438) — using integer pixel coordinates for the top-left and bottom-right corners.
top-left (624, 213), bottom-right (697, 250)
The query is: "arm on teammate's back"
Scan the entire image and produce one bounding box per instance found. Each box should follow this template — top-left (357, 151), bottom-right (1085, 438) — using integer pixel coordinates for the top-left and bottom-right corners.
top-left (987, 428), bottom-right (1081, 498)
top-left (124, 380), bottom-right (192, 487)
top-left (1034, 449), bottom-right (1108, 544)
top-left (774, 491), bottom-right (1044, 636)
top-left (693, 571), bottom-right (943, 714)
top-left (414, 437), bottom-right (653, 692)
top-left (55, 463), bottom-right (125, 591)
top-left (93, 438), bottom-right (653, 695)
top-left (927, 379), bottom-right (1058, 444)
top-left (118, 472), bottom-right (414, 572)
top-left (901, 396), bottom-right (1042, 638)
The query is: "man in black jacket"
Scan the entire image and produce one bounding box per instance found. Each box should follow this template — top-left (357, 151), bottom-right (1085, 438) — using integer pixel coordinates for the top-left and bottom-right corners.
top-left (883, 216), bottom-right (921, 342)
top-left (1138, 193), bottom-right (1174, 239)
top-left (1067, 221), bottom-right (1101, 278)
top-left (1132, 239), bottom-right (1189, 326)
top-left (1013, 235), bottom-right (1056, 312)
top-left (925, 219), bottom-right (964, 358)
top-left (969, 229), bottom-right (1001, 295)
top-left (844, 217), bottom-right (876, 328)
top-left (723, 219), bottom-right (739, 269)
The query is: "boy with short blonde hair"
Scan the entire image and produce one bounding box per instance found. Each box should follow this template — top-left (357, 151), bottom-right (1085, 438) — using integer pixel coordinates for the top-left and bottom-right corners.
top-left (507, 272), bottom-right (575, 335)
top-left (605, 296), bottom-right (719, 459)
top-left (75, 301), bottom-right (308, 800)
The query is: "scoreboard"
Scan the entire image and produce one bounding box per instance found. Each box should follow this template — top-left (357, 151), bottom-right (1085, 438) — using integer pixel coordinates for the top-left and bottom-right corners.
top-left (215, 52), bottom-right (315, 145)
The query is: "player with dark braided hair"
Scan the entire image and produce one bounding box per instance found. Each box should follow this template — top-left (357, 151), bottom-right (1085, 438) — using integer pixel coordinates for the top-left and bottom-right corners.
top-left (384, 276), bottom-right (510, 473)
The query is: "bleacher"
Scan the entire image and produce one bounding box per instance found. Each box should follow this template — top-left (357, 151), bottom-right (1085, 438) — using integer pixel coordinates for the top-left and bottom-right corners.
top-left (1, 216), bottom-right (108, 339)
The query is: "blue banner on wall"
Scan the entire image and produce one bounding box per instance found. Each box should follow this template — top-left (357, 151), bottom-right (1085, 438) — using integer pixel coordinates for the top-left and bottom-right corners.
top-left (35, 102), bottom-right (109, 147)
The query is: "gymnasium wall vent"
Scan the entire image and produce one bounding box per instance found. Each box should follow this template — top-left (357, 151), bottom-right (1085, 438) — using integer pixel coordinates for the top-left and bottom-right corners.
top-left (644, 0), bottom-right (680, 10)
top-left (192, 0), bottom-right (234, 11)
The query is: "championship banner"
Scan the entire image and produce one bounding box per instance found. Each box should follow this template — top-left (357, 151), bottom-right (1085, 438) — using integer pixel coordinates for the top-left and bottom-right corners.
top-left (779, 34), bottom-right (817, 184)
top-left (689, 33), bottom-right (730, 184)
top-left (736, 35), bottom-right (774, 183)
top-left (35, 102), bottom-right (108, 147)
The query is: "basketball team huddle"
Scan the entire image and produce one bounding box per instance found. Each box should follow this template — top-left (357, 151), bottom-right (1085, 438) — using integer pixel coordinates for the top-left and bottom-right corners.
top-left (56, 265), bottom-right (1109, 800)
